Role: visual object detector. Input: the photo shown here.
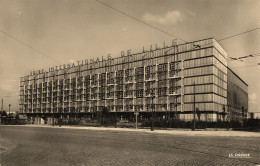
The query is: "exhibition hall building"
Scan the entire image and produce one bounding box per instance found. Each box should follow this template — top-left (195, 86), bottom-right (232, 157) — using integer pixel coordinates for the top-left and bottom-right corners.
top-left (19, 38), bottom-right (248, 124)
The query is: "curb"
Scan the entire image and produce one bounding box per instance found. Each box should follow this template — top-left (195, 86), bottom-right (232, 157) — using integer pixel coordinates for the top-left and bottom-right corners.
top-left (3, 125), bottom-right (260, 137)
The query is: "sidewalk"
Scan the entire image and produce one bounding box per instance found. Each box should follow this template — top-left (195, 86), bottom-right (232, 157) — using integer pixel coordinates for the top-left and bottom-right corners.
top-left (11, 124), bottom-right (260, 137)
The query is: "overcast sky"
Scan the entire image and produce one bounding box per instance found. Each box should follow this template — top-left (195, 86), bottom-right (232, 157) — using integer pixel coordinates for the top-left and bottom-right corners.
top-left (0, 0), bottom-right (259, 112)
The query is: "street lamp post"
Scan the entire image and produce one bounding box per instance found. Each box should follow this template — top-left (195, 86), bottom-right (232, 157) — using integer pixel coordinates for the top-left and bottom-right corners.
top-left (115, 109), bottom-right (117, 128)
top-left (150, 51), bottom-right (155, 131)
top-left (9, 104), bottom-right (11, 124)
top-left (134, 111), bottom-right (138, 129)
top-left (151, 94), bottom-right (154, 131)
top-left (192, 82), bottom-right (196, 131)
top-left (9, 104), bottom-right (11, 115)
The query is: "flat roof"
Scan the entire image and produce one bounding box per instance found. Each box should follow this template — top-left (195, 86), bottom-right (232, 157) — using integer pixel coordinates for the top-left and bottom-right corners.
top-left (227, 67), bottom-right (248, 86)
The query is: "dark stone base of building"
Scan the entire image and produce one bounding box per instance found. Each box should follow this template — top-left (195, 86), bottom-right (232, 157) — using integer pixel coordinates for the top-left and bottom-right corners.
top-left (24, 110), bottom-right (236, 126)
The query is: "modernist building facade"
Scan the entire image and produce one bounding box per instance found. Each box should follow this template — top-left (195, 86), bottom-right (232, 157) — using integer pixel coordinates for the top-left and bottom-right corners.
top-left (227, 67), bottom-right (248, 121)
top-left (19, 38), bottom-right (248, 123)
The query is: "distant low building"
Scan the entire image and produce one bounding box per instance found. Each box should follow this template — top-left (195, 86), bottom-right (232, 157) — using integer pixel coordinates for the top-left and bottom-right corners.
top-left (249, 112), bottom-right (260, 119)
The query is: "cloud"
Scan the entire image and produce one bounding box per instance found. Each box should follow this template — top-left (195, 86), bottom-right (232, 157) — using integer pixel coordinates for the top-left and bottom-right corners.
top-left (249, 93), bottom-right (257, 103)
top-left (187, 11), bottom-right (196, 16)
top-left (142, 10), bottom-right (183, 25)
top-left (68, 59), bottom-right (76, 64)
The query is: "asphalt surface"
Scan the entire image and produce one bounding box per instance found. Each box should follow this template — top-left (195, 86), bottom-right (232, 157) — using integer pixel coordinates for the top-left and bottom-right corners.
top-left (0, 125), bottom-right (259, 166)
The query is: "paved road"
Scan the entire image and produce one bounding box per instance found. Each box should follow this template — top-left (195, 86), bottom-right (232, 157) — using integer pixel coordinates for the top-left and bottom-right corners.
top-left (0, 126), bottom-right (259, 166)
